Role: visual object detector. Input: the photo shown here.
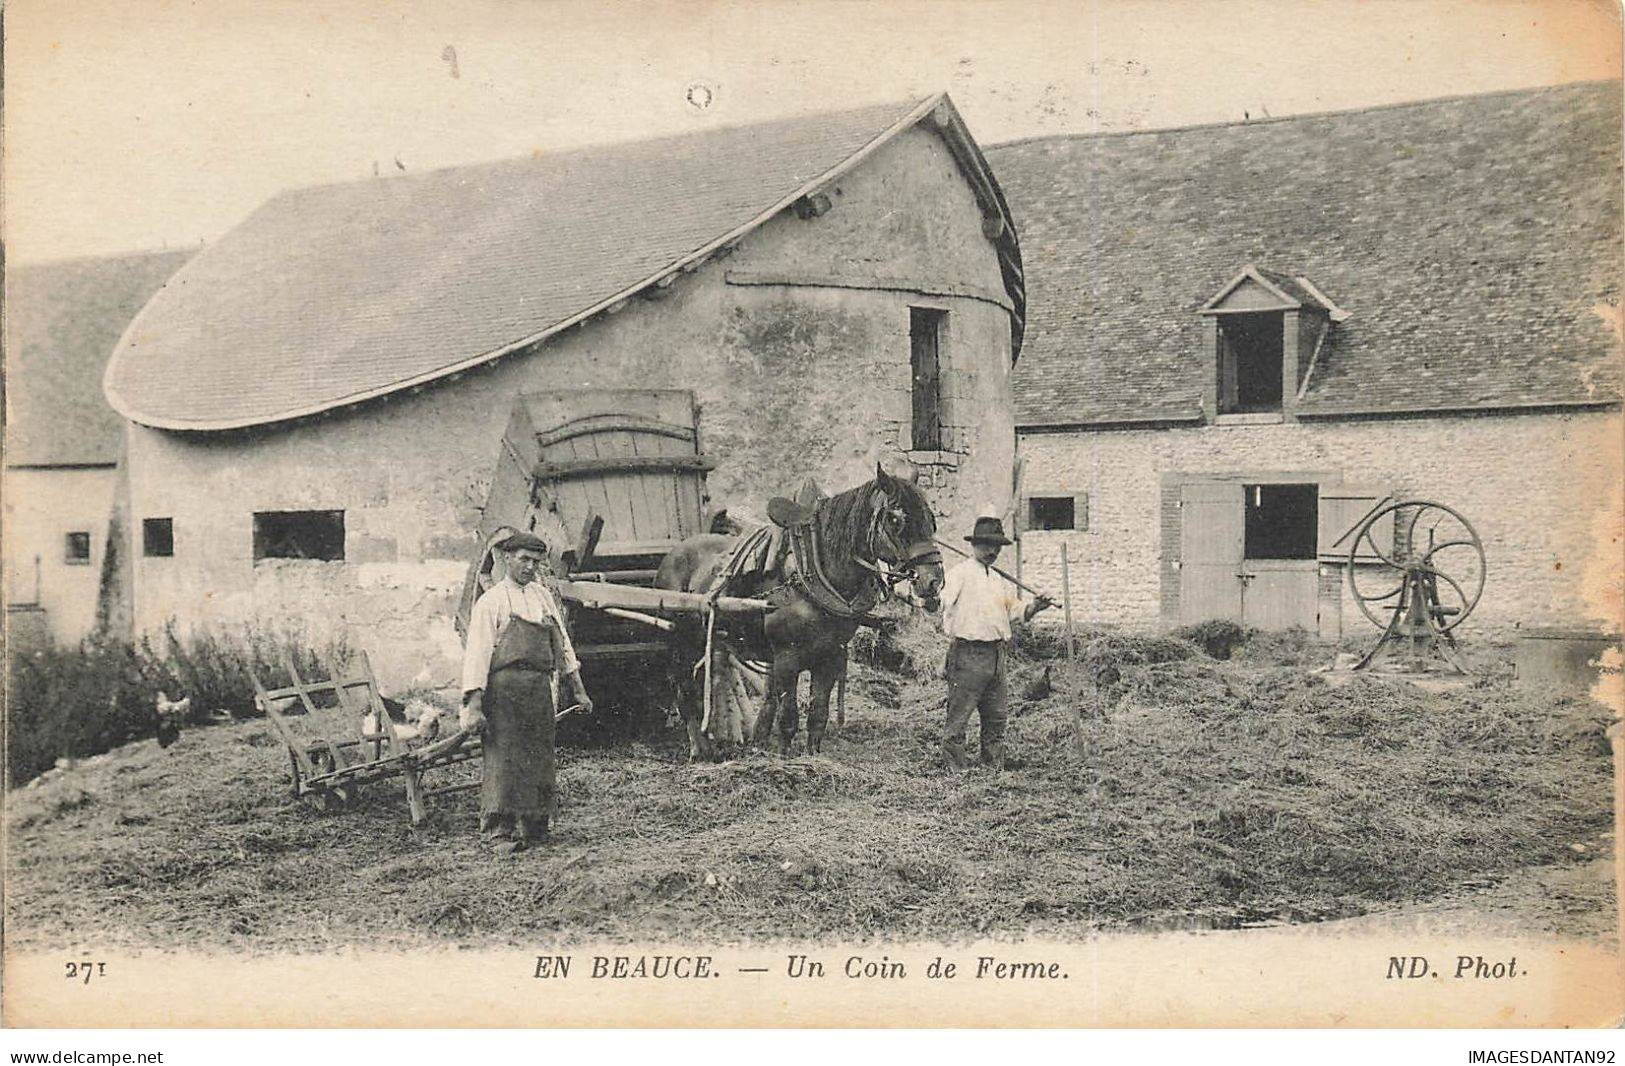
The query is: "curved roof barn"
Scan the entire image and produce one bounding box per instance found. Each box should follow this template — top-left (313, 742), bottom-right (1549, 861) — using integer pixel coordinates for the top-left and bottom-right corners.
top-left (104, 94), bottom-right (1024, 431)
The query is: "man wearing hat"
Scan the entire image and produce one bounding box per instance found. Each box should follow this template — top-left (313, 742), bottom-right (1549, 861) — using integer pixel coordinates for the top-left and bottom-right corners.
top-left (939, 515), bottom-right (1052, 770)
top-left (460, 531), bottom-right (593, 851)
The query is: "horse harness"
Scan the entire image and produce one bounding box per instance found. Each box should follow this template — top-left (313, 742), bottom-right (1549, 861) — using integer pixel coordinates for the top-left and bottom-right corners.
top-left (707, 493), bottom-right (940, 620)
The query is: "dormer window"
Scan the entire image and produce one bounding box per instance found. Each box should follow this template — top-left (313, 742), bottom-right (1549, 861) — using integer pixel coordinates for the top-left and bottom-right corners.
top-left (1198, 265), bottom-right (1348, 421)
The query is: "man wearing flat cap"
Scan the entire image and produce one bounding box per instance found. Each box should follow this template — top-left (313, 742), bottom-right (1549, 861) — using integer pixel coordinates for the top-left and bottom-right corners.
top-left (460, 531), bottom-right (593, 850)
top-left (939, 515), bottom-right (1052, 771)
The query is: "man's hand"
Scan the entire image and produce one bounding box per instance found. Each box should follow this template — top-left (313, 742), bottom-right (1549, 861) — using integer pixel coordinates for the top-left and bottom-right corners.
top-left (460, 691), bottom-right (488, 736)
top-left (1024, 595), bottom-right (1056, 620)
top-left (567, 672), bottom-right (594, 717)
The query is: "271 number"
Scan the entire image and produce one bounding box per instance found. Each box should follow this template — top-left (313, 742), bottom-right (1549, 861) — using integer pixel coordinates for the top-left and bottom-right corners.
top-left (64, 960), bottom-right (107, 984)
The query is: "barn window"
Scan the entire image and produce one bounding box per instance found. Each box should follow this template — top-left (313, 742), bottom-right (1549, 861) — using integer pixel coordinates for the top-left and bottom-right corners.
top-left (1027, 494), bottom-right (1088, 532)
top-left (64, 531), bottom-right (91, 565)
top-left (1243, 484), bottom-right (1317, 560)
top-left (910, 307), bottom-right (947, 451)
top-left (253, 510), bottom-right (345, 561)
top-left (1218, 312), bottom-right (1284, 413)
top-left (143, 517), bottom-right (174, 557)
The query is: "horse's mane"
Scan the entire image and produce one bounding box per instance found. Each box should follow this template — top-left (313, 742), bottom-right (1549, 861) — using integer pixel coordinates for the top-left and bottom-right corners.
top-left (812, 474), bottom-right (936, 569)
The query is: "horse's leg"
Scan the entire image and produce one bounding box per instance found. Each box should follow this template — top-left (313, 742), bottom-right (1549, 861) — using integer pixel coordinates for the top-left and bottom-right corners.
top-left (766, 653), bottom-right (802, 756)
top-left (672, 650), bottom-right (712, 762)
top-left (749, 652), bottom-right (775, 747)
top-left (805, 647), bottom-right (844, 756)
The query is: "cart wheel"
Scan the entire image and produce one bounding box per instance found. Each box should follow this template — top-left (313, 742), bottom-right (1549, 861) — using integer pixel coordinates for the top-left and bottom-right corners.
top-left (305, 750), bottom-right (358, 812)
top-left (302, 784), bottom-right (358, 813)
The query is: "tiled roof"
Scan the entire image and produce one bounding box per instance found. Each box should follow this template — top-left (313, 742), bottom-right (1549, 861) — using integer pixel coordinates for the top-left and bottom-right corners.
top-left (4, 250), bottom-right (191, 465)
top-left (104, 95), bottom-right (1022, 430)
top-left (989, 82), bottom-right (1624, 425)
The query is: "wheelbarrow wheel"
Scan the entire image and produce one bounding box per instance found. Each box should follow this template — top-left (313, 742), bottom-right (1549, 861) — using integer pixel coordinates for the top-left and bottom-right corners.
top-left (304, 750), bottom-right (359, 812)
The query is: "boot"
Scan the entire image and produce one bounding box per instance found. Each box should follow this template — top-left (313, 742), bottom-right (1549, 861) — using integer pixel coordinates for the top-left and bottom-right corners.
top-left (942, 740), bottom-right (973, 770)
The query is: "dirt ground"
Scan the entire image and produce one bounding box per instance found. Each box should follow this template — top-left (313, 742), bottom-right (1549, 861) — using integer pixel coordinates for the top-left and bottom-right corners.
top-left (3, 635), bottom-right (1616, 954)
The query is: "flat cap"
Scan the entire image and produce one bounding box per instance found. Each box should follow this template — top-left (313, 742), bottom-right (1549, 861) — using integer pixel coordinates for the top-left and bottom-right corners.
top-left (496, 531), bottom-right (550, 554)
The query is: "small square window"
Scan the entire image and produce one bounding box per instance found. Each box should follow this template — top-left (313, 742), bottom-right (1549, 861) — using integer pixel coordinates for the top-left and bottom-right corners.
top-left (143, 517), bottom-right (174, 557)
top-left (1244, 484), bottom-right (1318, 560)
top-left (65, 531), bottom-right (92, 565)
top-left (1028, 495), bottom-right (1086, 532)
top-left (253, 510), bottom-right (345, 561)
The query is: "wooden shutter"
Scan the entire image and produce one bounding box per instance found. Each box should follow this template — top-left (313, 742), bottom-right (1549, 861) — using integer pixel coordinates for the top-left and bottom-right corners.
top-left (1317, 486), bottom-right (1392, 563)
top-left (910, 309), bottom-right (942, 450)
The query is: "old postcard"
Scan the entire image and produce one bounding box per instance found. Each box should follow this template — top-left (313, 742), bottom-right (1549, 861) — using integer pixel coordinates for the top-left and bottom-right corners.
top-left (3, 0), bottom-right (1621, 1030)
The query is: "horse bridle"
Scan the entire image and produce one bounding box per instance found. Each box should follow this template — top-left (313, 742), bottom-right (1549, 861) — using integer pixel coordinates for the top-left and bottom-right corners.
top-left (860, 497), bottom-right (943, 598)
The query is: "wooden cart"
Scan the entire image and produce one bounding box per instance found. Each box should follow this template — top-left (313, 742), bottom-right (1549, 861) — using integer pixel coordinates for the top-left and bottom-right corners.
top-left (455, 387), bottom-right (774, 744)
top-left (251, 650), bottom-right (482, 823)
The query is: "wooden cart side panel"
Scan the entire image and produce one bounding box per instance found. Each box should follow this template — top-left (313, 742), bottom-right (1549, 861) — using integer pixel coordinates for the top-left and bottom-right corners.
top-left (251, 667), bottom-right (319, 784)
top-left (282, 653), bottom-right (350, 773)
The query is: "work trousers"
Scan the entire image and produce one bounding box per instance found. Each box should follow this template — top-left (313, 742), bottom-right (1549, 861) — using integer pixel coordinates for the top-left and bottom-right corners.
top-left (944, 638), bottom-right (1009, 764)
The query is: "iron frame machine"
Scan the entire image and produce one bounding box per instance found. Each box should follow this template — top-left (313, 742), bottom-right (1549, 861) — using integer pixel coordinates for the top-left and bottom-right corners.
top-left (1344, 499), bottom-right (1486, 674)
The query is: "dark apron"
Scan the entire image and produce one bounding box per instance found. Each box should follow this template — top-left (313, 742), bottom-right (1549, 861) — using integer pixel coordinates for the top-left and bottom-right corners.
top-left (481, 616), bottom-right (561, 827)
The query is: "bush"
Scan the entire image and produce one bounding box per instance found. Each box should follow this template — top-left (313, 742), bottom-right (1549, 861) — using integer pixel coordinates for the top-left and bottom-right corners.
top-left (6, 637), bottom-right (178, 787)
top-left (6, 623), bottom-right (350, 787)
top-left (162, 620), bottom-right (348, 721)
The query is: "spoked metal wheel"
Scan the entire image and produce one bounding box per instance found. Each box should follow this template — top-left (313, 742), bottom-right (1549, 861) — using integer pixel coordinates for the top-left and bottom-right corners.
top-left (1347, 499), bottom-right (1485, 673)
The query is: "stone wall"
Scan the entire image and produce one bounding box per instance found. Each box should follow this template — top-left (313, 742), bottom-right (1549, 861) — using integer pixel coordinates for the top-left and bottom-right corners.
top-left (1015, 407), bottom-right (1624, 636)
top-left (3, 466), bottom-right (116, 645)
top-left (122, 126), bottom-right (1017, 689)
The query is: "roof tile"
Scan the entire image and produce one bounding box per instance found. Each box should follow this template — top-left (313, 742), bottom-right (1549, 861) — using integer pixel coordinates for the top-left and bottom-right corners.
top-left (5, 250), bottom-right (192, 465)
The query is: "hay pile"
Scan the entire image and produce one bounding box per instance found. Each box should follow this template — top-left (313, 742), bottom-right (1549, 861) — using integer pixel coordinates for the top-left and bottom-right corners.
top-left (4, 629), bottom-right (1614, 950)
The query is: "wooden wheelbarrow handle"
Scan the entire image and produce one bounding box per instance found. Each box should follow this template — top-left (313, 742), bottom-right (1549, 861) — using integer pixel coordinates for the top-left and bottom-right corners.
top-left (412, 703), bottom-right (587, 762)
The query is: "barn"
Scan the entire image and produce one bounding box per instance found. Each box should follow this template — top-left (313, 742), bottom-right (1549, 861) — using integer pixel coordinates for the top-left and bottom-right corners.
top-left (3, 249), bottom-right (191, 649)
top-left (101, 94), bottom-right (1025, 687)
top-left (989, 82), bottom-right (1623, 640)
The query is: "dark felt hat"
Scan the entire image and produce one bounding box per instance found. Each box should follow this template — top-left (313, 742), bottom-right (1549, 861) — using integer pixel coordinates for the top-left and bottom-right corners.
top-left (496, 531), bottom-right (550, 554)
top-left (965, 516), bottom-right (1012, 545)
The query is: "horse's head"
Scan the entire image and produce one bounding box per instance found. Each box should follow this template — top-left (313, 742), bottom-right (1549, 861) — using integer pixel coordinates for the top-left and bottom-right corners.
top-left (867, 463), bottom-right (943, 612)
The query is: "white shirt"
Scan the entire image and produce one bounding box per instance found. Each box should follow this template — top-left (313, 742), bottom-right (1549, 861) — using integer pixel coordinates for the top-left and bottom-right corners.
top-left (461, 576), bottom-right (581, 694)
top-left (940, 555), bottom-right (1028, 642)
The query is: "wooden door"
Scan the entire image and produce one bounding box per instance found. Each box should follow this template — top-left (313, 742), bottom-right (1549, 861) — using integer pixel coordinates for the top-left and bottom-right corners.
top-left (1239, 560), bottom-right (1319, 630)
top-left (1179, 481), bottom-right (1245, 624)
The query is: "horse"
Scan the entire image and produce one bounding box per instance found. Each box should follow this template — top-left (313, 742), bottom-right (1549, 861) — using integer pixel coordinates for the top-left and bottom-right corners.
top-left (654, 464), bottom-right (944, 758)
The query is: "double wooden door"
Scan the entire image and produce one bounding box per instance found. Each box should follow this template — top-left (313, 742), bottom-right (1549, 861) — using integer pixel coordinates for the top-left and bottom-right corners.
top-left (1178, 482), bottom-right (1318, 630)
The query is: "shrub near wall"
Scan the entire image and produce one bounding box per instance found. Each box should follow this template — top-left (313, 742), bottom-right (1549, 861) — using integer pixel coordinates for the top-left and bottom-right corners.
top-left (5, 624), bottom-right (349, 787)
top-left (6, 638), bottom-right (176, 787)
